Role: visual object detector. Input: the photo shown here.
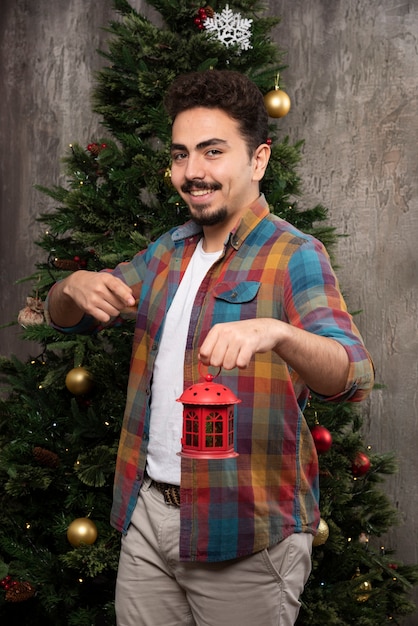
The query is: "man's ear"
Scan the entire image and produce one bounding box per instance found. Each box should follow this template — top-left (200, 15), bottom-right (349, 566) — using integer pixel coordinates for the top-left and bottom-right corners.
top-left (252, 143), bottom-right (271, 182)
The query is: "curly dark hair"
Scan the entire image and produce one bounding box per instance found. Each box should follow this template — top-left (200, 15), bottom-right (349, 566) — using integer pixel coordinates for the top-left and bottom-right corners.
top-left (164, 69), bottom-right (268, 157)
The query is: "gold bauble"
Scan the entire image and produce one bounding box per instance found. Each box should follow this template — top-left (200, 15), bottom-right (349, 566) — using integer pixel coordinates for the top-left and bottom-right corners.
top-left (312, 517), bottom-right (329, 547)
top-left (164, 166), bottom-right (173, 188)
top-left (356, 579), bottom-right (372, 603)
top-left (352, 567), bottom-right (372, 602)
top-left (65, 366), bottom-right (94, 396)
top-left (67, 517), bottom-right (98, 547)
top-left (264, 88), bottom-right (291, 118)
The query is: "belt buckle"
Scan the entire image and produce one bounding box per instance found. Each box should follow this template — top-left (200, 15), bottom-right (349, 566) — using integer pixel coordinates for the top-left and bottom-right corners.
top-left (162, 484), bottom-right (180, 507)
top-left (151, 479), bottom-right (180, 507)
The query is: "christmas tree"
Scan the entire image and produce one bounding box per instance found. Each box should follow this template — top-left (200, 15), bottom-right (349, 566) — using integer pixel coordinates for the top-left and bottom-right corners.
top-left (0, 0), bottom-right (417, 624)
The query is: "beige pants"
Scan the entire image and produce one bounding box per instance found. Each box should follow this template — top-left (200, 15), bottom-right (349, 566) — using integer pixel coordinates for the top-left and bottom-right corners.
top-left (115, 477), bottom-right (313, 626)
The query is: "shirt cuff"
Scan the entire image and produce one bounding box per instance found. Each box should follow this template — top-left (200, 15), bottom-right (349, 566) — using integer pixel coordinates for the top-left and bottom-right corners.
top-left (50, 314), bottom-right (99, 334)
top-left (310, 382), bottom-right (359, 403)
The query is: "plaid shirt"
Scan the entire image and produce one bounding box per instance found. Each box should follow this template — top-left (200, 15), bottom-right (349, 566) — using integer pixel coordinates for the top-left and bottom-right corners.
top-left (50, 195), bottom-right (374, 562)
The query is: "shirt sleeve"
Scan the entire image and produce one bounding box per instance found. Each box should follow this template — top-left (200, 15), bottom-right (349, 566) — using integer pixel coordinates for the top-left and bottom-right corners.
top-left (284, 235), bottom-right (374, 403)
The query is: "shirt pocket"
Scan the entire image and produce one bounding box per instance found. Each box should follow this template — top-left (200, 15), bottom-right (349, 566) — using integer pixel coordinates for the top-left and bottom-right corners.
top-left (212, 281), bottom-right (261, 322)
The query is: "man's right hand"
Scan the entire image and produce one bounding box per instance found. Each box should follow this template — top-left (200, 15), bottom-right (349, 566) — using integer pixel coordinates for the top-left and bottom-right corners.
top-left (48, 270), bottom-right (136, 327)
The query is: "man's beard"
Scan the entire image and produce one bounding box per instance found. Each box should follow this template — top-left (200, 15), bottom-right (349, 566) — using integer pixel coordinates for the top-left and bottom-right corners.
top-left (181, 179), bottom-right (226, 226)
top-left (190, 205), bottom-right (228, 226)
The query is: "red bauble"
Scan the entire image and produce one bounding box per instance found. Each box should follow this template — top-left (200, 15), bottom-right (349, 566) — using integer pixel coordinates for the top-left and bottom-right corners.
top-left (352, 451), bottom-right (371, 477)
top-left (311, 424), bottom-right (333, 454)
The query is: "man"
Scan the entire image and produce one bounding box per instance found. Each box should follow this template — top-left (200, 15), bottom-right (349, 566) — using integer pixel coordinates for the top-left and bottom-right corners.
top-left (46, 70), bottom-right (374, 625)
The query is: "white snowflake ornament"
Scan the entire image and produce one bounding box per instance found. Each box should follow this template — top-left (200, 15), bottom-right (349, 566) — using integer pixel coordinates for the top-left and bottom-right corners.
top-left (204, 4), bottom-right (253, 52)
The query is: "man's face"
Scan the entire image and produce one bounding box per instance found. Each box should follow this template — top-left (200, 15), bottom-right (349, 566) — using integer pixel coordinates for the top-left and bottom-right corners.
top-left (170, 107), bottom-right (263, 229)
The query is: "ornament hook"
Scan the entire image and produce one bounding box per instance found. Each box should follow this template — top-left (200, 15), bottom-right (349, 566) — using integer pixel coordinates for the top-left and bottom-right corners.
top-left (198, 361), bottom-right (222, 382)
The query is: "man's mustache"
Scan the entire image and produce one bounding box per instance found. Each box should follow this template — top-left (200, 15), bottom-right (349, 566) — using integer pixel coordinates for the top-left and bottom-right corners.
top-left (181, 180), bottom-right (222, 193)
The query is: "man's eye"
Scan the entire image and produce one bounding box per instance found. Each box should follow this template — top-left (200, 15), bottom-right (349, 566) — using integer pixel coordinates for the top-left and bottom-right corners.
top-left (172, 153), bottom-right (187, 161)
top-left (207, 149), bottom-right (222, 156)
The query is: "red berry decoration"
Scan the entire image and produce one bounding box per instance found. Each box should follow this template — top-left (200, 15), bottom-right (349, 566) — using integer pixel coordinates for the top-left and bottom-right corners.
top-left (311, 424), bottom-right (333, 454)
top-left (87, 142), bottom-right (107, 156)
top-left (352, 451), bottom-right (371, 477)
top-left (193, 5), bottom-right (214, 29)
top-left (5, 580), bottom-right (36, 602)
top-left (87, 142), bottom-right (100, 156)
top-left (1, 575), bottom-right (12, 589)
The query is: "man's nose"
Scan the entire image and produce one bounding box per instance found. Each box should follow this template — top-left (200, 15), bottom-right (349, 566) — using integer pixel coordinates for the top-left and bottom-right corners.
top-left (184, 153), bottom-right (205, 180)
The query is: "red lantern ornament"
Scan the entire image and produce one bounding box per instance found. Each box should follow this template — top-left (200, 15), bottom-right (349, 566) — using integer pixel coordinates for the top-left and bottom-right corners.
top-left (177, 368), bottom-right (240, 459)
top-left (311, 424), bottom-right (333, 454)
top-left (352, 451), bottom-right (371, 477)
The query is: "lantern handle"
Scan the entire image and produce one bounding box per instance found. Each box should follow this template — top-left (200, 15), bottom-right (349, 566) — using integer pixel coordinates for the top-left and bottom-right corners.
top-left (198, 361), bottom-right (222, 382)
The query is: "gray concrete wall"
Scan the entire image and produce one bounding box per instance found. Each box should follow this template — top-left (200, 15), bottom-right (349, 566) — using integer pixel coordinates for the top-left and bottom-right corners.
top-left (1, 0), bottom-right (417, 621)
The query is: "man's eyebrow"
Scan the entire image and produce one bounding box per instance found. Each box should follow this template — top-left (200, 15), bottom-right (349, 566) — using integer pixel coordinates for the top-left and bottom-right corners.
top-left (170, 138), bottom-right (229, 152)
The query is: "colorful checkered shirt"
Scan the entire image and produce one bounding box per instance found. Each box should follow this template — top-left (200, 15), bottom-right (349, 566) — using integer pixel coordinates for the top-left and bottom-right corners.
top-left (51, 195), bottom-right (374, 562)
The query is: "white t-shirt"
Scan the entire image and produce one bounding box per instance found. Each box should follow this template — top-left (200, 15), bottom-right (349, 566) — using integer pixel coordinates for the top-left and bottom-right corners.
top-left (146, 239), bottom-right (222, 485)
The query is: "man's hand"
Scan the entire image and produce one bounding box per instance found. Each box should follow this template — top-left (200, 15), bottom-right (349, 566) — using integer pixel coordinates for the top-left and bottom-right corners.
top-left (199, 319), bottom-right (281, 370)
top-left (49, 270), bottom-right (136, 327)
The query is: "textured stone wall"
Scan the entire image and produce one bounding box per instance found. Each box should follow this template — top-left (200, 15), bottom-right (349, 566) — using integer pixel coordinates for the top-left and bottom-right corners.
top-left (1, 0), bottom-right (417, 619)
top-left (0, 0), bottom-right (116, 357)
top-left (272, 1), bottom-right (418, 619)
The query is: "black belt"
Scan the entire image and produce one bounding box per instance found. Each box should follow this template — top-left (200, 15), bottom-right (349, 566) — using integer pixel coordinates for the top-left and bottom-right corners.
top-left (150, 479), bottom-right (181, 507)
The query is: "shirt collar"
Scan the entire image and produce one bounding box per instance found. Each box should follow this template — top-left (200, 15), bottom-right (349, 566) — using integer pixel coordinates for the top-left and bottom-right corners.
top-left (171, 194), bottom-right (270, 248)
top-left (229, 194), bottom-right (270, 250)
